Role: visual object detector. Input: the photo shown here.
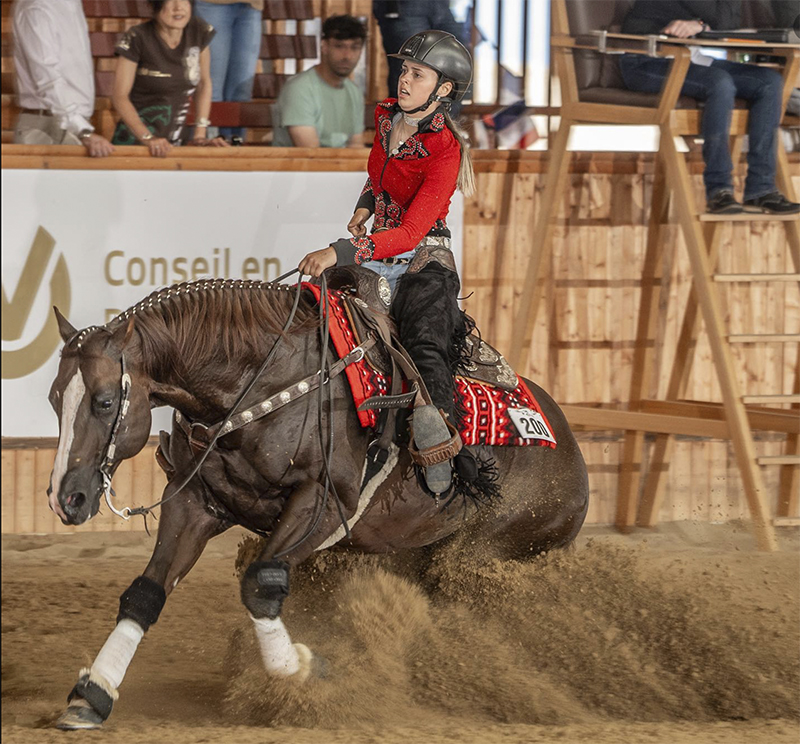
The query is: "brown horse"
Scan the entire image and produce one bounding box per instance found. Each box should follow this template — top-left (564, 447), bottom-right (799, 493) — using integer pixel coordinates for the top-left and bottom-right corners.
top-left (47, 278), bottom-right (588, 730)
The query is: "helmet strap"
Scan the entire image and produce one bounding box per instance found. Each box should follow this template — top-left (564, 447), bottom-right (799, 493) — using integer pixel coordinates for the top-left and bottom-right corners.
top-left (402, 74), bottom-right (453, 115)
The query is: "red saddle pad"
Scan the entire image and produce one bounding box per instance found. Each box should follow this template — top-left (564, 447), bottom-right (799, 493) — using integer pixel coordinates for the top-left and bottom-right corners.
top-left (304, 283), bottom-right (556, 449)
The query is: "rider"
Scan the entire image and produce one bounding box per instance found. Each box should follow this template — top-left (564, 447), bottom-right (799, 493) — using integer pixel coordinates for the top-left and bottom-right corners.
top-left (298, 30), bottom-right (474, 496)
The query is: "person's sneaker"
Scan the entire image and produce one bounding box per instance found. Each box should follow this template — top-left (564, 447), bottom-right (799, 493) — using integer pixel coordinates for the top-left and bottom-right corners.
top-left (742, 192), bottom-right (800, 215)
top-left (706, 190), bottom-right (743, 214)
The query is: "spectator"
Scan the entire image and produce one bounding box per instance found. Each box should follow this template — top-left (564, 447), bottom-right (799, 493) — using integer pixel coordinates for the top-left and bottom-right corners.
top-left (195, 1), bottom-right (263, 141)
top-left (272, 15), bottom-right (366, 148)
top-left (11, 0), bottom-right (114, 157)
top-left (770, 0), bottom-right (800, 151)
top-left (619, 0), bottom-right (799, 214)
top-left (373, 1), bottom-right (470, 109)
top-left (112, 0), bottom-right (228, 157)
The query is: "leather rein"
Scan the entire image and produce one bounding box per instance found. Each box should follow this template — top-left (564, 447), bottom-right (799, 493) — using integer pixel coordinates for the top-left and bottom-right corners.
top-left (98, 273), bottom-right (369, 539)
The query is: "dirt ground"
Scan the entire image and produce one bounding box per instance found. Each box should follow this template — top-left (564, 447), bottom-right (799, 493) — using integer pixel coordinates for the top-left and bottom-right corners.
top-left (2, 520), bottom-right (799, 744)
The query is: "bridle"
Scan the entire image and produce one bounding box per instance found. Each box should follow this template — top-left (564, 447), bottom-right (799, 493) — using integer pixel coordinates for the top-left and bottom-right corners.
top-left (92, 271), bottom-right (364, 556)
top-left (99, 354), bottom-right (133, 519)
top-left (65, 325), bottom-right (135, 519)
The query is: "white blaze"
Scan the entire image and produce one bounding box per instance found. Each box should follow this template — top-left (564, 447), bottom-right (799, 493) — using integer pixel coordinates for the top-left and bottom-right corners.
top-left (49, 369), bottom-right (86, 520)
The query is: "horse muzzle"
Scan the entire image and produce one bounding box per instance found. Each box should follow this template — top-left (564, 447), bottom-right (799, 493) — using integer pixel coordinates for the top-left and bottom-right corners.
top-left (55, 470), bottom-right (103, 525)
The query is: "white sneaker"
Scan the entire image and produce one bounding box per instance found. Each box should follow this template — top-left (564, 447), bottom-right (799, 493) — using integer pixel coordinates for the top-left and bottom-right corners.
top-left (780, 128), bottom-right (800, 154)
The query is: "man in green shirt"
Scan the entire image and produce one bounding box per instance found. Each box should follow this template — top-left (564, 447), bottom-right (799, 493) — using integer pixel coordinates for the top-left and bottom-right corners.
top-left (273, 15), bottom-right (366, 148)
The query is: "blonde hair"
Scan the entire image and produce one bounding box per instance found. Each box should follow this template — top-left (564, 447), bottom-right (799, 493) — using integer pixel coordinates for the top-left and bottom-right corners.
top-left (443, 109), bottom-right (475, 197)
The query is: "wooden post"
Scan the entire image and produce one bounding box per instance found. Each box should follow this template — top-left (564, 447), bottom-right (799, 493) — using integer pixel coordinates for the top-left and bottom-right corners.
top-left (616, 155), bottom-right (669, 531)
top-left (636, 221), bottom-right (723, 527)
top-left (659, 124), bottom-right (778, 552)
top-left (508, 118), bottom-right (572, 371)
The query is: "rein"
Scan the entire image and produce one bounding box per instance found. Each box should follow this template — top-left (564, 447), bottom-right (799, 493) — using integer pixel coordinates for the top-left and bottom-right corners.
top-left (101, 271), bottom-right (364, 555)
top-left (108, 269), bottom-right (307, 520)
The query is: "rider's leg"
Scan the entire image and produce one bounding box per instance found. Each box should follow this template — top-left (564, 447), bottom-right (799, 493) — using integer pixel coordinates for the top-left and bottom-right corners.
top-left (392, 262), bottom-right (463, 492)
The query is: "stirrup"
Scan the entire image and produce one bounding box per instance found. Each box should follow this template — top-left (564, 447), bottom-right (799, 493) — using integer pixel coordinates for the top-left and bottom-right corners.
top-left (408, 408), bottom-right (462, 467)
top-left (408, 406), bottom-right (462, 494)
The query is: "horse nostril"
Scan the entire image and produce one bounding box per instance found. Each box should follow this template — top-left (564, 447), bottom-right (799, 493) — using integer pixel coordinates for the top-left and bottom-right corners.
top-left (66, 492), bottom-right (86, 511)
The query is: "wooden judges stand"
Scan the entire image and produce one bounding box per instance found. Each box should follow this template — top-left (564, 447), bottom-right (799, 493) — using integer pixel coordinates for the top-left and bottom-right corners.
top-left (510, 0), bottom-right (800, 551)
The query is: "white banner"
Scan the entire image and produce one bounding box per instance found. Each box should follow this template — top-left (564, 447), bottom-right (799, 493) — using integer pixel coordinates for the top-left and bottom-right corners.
top-left (1, 169), bottom-right (463, 437)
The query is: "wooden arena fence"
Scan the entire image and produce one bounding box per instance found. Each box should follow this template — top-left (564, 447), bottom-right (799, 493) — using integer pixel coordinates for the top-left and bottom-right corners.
top-left (2, 146), bottom-right (798, 533)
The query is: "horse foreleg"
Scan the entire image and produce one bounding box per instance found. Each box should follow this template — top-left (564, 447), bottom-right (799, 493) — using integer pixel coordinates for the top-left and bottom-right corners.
top-left (56, 490), bottom-right (227, 730)
top-left (240, 481), bottom-right (352, 682)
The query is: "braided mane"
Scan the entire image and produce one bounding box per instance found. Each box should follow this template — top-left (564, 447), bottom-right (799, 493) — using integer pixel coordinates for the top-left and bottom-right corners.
top-left (105, 279), bottom-right (317, 382)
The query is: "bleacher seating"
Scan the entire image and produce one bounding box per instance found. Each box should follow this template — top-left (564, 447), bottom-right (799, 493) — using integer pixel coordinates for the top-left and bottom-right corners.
top-left (1, 0), bottom-right (317, 143)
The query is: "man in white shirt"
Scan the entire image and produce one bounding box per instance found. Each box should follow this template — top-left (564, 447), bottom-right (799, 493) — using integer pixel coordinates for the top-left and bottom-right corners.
top-left (12, 0), bottom-right (114, 157)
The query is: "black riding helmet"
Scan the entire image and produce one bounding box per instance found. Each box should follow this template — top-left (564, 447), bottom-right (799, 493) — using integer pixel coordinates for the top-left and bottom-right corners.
top-left (389, 30), bottom-right (473, 114)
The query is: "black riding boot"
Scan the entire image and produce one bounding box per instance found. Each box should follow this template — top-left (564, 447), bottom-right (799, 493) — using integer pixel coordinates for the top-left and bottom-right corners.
top-left (393, 263), bottom-right (463, 492)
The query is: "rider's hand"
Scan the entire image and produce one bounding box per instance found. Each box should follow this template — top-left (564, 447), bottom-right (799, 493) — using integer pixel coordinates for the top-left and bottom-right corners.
top-left (347, 208), bottom-right (371, 238)
top-left (299, 246), bottom-right (337, 278)
top-left (146, 137), bottom-right (172, 158)
top-left (662, 19), bottom-right (705, 38)
top-left (81, 133), bottom-right (115, 158)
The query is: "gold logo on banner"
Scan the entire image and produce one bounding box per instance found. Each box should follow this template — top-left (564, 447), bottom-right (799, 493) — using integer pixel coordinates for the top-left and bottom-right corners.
top-left (2, 226), bottom-right (71, 379)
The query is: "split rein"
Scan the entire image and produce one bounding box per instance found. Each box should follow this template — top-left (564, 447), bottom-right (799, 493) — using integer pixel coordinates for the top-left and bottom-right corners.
top-left (99, 271), bottom-right (362, 554)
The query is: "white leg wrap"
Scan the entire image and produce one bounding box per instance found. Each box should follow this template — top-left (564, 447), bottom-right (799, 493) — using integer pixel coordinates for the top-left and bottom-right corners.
top-left (90, 619), bottom-right (144, 691)
top-left (249, 615), bottom-right (302, 677)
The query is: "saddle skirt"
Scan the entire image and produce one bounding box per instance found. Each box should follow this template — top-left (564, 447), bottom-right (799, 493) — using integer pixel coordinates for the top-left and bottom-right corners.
top-left (304, 281), bottom-right (556, 449)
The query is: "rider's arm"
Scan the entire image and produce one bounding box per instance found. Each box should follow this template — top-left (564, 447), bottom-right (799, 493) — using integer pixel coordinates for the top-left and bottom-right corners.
top-left (332, 135), bottom-right (460, 265)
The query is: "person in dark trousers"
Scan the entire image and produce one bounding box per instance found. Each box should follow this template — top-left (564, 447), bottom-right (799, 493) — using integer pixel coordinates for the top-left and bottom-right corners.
top-left (298, 30), bottom-right (474, 496)
top-left (619, 0), bottom-right (799, 215)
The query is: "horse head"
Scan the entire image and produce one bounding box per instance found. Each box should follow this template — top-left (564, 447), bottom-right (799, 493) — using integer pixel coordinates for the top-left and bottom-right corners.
top-left (48, 308), bottom-right (152, 525)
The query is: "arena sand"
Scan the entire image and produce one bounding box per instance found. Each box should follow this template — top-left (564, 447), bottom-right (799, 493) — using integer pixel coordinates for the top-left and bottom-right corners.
top-left (2, 520), bottom-right (798, 744)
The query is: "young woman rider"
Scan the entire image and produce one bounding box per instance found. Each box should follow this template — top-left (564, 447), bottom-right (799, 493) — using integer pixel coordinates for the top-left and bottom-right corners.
top-left (298, 30), bottom-right (474, 496)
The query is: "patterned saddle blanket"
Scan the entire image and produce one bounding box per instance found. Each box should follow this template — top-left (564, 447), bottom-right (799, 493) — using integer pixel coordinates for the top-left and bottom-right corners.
top-left (304, 282), bottom-right (556, 449)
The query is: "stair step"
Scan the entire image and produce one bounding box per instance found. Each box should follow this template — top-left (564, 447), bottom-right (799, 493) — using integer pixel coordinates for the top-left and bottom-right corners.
top-left (742, 394), bottom-right (800, 404)
top-left (699, 212), bottom-right (800, 222)
top-left (728, 334), bottom-right (800, 343)
top-left (714, 273), bottom-right (800, 282)
top-left (774, 517), bottom-right (800, 527)
top-left (758, 455), bottom-right (800, 466)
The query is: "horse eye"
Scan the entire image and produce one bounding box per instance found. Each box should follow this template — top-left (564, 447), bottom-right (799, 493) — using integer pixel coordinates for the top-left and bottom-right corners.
top-left (95, 397), bottom-right (115, 412)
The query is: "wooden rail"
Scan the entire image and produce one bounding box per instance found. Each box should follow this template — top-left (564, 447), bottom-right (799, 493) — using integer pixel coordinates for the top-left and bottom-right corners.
top-left (2, 149), bottom-right (798, 532)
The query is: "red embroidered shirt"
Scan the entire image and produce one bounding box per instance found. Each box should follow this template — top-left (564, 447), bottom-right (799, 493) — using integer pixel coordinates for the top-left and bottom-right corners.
top-left (332, 98), bottom-right (461, 265)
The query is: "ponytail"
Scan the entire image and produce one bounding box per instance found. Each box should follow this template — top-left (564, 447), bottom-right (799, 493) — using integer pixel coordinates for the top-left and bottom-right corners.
top-left (443, 109), bottom-right (475, 197)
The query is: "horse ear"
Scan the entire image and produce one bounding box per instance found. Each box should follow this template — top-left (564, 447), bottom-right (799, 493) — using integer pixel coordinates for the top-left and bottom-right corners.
top-left (53, 307), bottom-right (77, 342)
top-left (110, 316), bottom-right (136, 351)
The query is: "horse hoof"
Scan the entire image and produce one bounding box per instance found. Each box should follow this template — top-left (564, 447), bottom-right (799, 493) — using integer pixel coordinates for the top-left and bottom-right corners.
top-left (292, 642), bottom-right (329, 682)
top-left (55, 704), bottom-right (104, 730)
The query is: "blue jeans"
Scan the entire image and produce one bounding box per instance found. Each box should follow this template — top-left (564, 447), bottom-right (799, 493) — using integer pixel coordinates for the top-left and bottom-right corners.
top-left (373, 0), bottom-right (470, 114)
top-left (195, 2), bottom-right (262, 139)
top-left (362, 249), bottom-right (416, 299)
top-left (619, 55), bottom-right (783, 200)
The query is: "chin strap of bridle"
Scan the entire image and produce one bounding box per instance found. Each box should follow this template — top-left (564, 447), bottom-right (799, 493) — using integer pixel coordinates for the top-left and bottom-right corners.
top-left (99, 354), bottom-right (133, 520)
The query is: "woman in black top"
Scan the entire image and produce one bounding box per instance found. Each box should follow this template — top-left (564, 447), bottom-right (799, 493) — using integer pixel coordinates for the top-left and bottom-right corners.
top-left (112, 0), bottom-right (228, 157)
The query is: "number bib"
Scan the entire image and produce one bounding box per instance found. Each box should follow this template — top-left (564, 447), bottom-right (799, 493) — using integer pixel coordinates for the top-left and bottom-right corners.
top-left (508, 408), bottom-right (557, 444)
